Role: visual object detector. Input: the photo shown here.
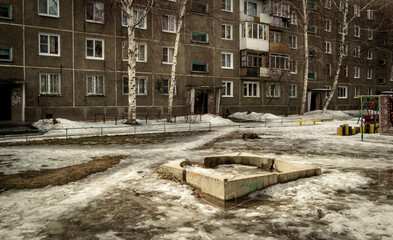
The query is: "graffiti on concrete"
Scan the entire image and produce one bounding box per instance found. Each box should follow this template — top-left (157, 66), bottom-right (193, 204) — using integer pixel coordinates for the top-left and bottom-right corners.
top-left (241, 179), bottom-right (263, 193)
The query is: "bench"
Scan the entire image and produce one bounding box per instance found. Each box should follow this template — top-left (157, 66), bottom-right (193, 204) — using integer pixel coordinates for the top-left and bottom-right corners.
top-left (294, 119), bottom-right (321, 126)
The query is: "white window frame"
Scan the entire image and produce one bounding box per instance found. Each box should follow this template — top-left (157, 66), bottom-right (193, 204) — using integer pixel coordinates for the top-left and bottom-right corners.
top-left (289, 84), bottom-right (297, 99)
top-left (325, 41), bottom-right (332, 54)
top-left (366, 88), bottom-right (373, 95)
top-left (367, 49), bottom-right (373, 60)
top-left (122, 42), bottom-right (146, 62)
top-left (367, 68), bottom-right (373, 79)
top-left (222, 0), bottom-right (232, 12)
top-left (221, 52), bottom-right (233, 69)
top-left (324, 0), bottom-right (331, 9)
top-left (367, 9), bottom-right (373, 20)
top-left (290, 59), bottom-right (297, 74)
top-left (354, 66), bottom-right (360, 79)
top-left (354, 25), bottom-right (360, 38)
top-left (86, 38), bottom-right (104, 60)
top-left (354, 87), bottom-right (360, 98)
top-left (290, 12), bottom-right (297, 25)
top-left (162, 46), bottom-right (174, 64)
top-left (86, 75), bottom-right (104, 95)
top-left (38, 0), bottom-right (59, 18)
top-left (368, 29), bottom-right (373, 40)
top-left (244, 1), bottom-right (257, 17)
top-left (354, 4), bottom-right (360, 17)
top-left (39, 73), bottom-right (61, 95)
top-left (0, 47), bottom-right (12, 61)
top-left (39, 33), bottom-right (60, 57)
top-left (354, 45), bottom-right (360, 58)
top-left (122, 76), bottom-right (147, 96)
top-left (221, 24), bottom-right (232, 40)
top-left (337, 86), bottom-right (348, 99)
top-left (289, 35), bottom-right (297, 49)
top-left (243, 81), bottom-right (260, 97)
top-left (266, 83), bottom-right (280, 98)
top-left (325, 64), bottom-right (331, 76)
top-left (162, 14), bottom-right (176, 33)
top-left (222, 81), bottom-right (233, 97)
top-left (325, 19), bottom-right (331, 32)
top-left (122, 9), bottom-right (147, 29)
top-left (85, 1), bottom-right (104, 24)
top-left (162, 78), bottom-right (177, 96)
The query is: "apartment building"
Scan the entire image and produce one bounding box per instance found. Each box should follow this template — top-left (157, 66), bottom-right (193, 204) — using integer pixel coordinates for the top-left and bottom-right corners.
top-left (0, 0), bottom-right (392, 121)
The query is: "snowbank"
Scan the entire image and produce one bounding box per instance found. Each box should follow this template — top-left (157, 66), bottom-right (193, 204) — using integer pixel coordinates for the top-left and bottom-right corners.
top-left (228, 112), bottom-right (281, 120)
top-left (200, 114), bottom-right (234, 126)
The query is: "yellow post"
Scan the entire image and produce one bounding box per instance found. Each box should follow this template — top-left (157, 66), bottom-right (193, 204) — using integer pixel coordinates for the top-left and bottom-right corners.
top-left (344, 124), bottom-right (349, 136)
top-left (369, 125), bottom-right (374, 134)
top-left (352, 128), bottom-right (357, 135)
top-left (337, 127), bottom-right (343, 136)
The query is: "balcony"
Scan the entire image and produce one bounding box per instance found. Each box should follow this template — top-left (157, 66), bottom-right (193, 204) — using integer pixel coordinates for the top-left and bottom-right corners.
top-left (269, 42), bottom-right (291, 54)
top-left (260, 68), bottom-right (270, 77)
top-left (240, 67), bottom-right (259, 77)
top-left (240, 13), bottom-right (270, 24)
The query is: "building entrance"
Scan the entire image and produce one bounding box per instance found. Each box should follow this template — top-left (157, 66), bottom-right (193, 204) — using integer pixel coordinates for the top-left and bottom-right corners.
top-left (0, 85), bottom-right (12, 120)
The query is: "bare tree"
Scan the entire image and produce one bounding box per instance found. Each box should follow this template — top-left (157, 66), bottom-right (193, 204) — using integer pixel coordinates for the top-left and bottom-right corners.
top-left (116, 0), bottom-right (156, 124)
top-left (167, 0), bottom-right (188, 122)
top-left (299, 0), bottom-right (310, 115)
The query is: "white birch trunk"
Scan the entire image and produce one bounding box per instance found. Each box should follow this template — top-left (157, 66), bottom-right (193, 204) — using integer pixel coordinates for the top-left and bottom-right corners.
top-left (322, 0), bottom-right (349, 113)
top-left (300, 0), bottom-right (309, 115)
top-left (126, 4), bottom-right (137, 124)
top-left (167, 0), bottom-right (187, 122)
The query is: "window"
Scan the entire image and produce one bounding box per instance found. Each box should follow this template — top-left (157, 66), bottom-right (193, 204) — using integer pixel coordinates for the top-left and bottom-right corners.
top-left (269, 53), bottom-right (289, 69)
top-left (325, 41), bottom-right (332, 54)
top-left (122, 9), bottom-right (146, 29)
top-left (308, 49), bottom-right (316, 57)
top-left (0, 5), bottom-right (12, 19)
top-left (272, 2), bottom-right (290, 18)
top-left (366, 88), bottom-right (372, 95)
top-left (366, 29), bottom-right (373, 40)
top-left (354, 25), bottom-right (360, 38)
top-left (367, 49), bottom-right (373, 60)
top-left (367, 68), bottom-right (372, 79)
top-left (222, 0), bottom-right (232, 12)
top-left (122, 42), bottom-right (146, 62)
top-left (308, 72), bottom-right (316, 80)
top-left (367, 9), bottom-right (373, 20)
top-left (241, 50), bottom-right (264, 67)
top-left (222, 81), bottom-right (233, 97)
top-left (354, 66), bottom-right (360, 78)
top-left (162, 47), bottom-right (174, 64)
top-left (191, 32), bottom-right (208, 43)
top-left (325, 19), bottom-right (331, 32)
top-left (122, 76), bottom-right (147, 95)
top-left (39, 33), bottom-right (60, 56)
top-left (289, 36), bottom-right (297, 49)
top-left (162, 15), bottom-right (176, 33)
top-left (289, 84), bottom-right (297, 98)
top-left (307, 25), bottom-right (316, 34)
top-left (243, 82), bottom-right (259, 97)
top-left (354, 45), bottom-right (360, 58)
top-left (354, 87), bottom-right (360, 98)
top-left (324, 0), bottom-right (331, 9)
top-left (222, 24), bottom-right (232, 40)
top-left (269, 31), bottom-right (281, 43)
top-left (39, 0), bottom-right (59, 17)
top-left (354, 4), bottom-right (360, 17)
top-left (325, 64), bottom-right (331, 76)
top-left (244, 1), bottom-right (257, 17)
top-left (192, 63), bottom-right (207, 73)
top-left (86, 38), bottom-right (104, 60)
top-left (221, 52), bottom-right (233, 69)
top-left (267, 83), bottom-right (280, 98)
top-left (290, 59), bottom-right (297, 74)
top-left (344, 65), bottom-right (348, 77)
top-left (339, 43), bottom-right (348, 56)
top-left (290, 12), bottom-right (297, 25)
top-left (40, 73), bottom-right (60, 95)
top-left (338, 23), bottom-right (343, 34)
top-left (0, 47), bottom-right (12, 61)
top-left (378, 78), bottom-right (385, 85)
top-left (192, 1), bottom-right (207, 14)
top-left (339, 1), bottom-right (345, 12)
top-left (87, 75), bottom-right (104, 95)
top-left (307, 1), bottom-right (316, 11)
top-left (245, 23), bottom-right (268, 40)
top-left (162, 78), bottom-right (177, 95)
top-left (378, 59), bottom-right (386, 66)
top-left (86, 1), bottom-right (104, 23)
top-left (337, 86), bottom-right (348, 99)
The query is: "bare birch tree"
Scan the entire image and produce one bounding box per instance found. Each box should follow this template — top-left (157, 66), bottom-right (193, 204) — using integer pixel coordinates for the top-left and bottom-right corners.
top-left (167, 0), bottom-right (188, 122)
top-left (116, 0), bottom-right (155, 124)
top-left (299, 0), bottom-right (310, 115)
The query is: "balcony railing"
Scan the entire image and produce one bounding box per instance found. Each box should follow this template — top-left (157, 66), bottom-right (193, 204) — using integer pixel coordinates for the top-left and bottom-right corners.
top-left (269, 42), bottom-right (291, 54)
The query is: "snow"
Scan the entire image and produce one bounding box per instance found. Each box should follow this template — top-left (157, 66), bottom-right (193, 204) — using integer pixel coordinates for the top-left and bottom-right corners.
top-left (0, 110), bottom-right (392, 239)
top-left (229, 112), bottom-right (281, 120)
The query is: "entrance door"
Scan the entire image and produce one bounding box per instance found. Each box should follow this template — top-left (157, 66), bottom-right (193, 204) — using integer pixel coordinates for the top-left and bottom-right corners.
top-left (310, 92), bottom-right (317, 111)
top-left (194, 91), bottom-right (208, 114)
top-left (0, 85), bottom-right (12, 120)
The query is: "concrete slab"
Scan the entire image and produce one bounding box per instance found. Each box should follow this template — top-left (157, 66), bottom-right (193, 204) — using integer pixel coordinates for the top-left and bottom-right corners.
top-left (159, 153), bottom-right (322, 201)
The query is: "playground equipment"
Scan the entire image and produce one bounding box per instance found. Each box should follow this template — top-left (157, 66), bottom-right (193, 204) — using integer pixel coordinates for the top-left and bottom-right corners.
top-left (356, 95), bottom-right (381, 141)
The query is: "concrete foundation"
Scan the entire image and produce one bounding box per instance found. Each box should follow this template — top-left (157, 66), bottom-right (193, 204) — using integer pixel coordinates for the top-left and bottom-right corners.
top-left (159, 153), bottom-right (322, 201)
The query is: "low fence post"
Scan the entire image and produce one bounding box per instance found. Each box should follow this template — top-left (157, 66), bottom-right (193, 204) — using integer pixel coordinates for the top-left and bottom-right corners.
top-left (164, 123), bottom-right (166, 133)
top-left (66, 128), bottom-right (68, 139)
top-left (189, 122), bottom-right (191, 132)
top-left (103, 115), bottom-right (106, 124)
top-left (100, 127), bottom-right (103, 136)
top-left (145, 114), bottom-right (147, 124)
top-left (134, 126), bottom-right (136, 134)
top-left (265, 119), bottom-right (267, 127)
